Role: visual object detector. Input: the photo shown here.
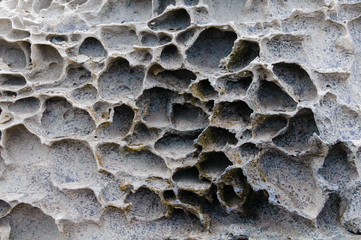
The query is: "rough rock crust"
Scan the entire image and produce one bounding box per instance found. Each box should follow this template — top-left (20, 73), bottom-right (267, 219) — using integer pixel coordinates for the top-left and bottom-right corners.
top-left (0, 0), bottom-right (360, 239)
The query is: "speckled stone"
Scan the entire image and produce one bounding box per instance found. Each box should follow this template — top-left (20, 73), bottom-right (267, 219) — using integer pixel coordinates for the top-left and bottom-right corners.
top-left (0, 0), bottom-right (360, 239)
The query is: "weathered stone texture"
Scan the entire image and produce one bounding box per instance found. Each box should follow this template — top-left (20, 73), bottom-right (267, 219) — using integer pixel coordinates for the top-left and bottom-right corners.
top-left (0, 0), bottom-right (360, 239)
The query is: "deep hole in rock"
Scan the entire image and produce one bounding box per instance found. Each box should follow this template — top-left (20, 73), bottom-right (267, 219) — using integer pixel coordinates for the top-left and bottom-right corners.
top-left (316, 193), bottom-right (342, 229)
top-left (221, 184), bottom-right (241, 207)
top-left (141, 32), bottom-right (172, 46)
top-left (2, 91), bottom-right (17, 98)
top-left (148, 65), bottom-right (196, 91)
top-left (97, 104), bottom-right (135, 139)
top-left (257, 80), bottom-right (297, 112)
top-left (173, 167), bottom-right (200, 182)
top-left (205, 100), bottom-right (215, 112)
top-left (141, 32), bottom-right (158, 46)
top-left (212, 101), bottom-right (253, 125)
top-left (218, 168), bottom-right (250, 209)
top-left (238, 143), bottom-right (260, 162)
top-left (176, 28), bottom-right (196, 45)
top-left (172, 166), bottom-right (212, 192)
top-left (273, 108), bottom-right (319, 153)
top-left (148, 9), bottom-right (191, 31)
top-left (190, 80), bottom-right (218, 100)
top-left (242, 189), bottom-right (270, 219)
top-left (47, 34), bottom-right (68, 43)
top-left (171, 103), bottom-right (209, 131)
top-left (254, 115), bottom-right (288, 138)
top-left (125, 122), bottom-right (161, 145)
top-left (0, 74), bottom-right (26, 88)
top-left (186, 28), bottom-right (237, 69)
top-left (136, 87), bottom-right (177, 127)
top-left (199, 152), bottom-right (233, 179)
top-left (160, 44), bottom-right (182, 65)
top-left (79, 37), bottom-right (107, 57)
top-left (159, 33), bottom-right (173, 44)
top-left (227, 41), bottom-right (260, 70)
top-left (178, 190), bottom-right (205, 206)
top-left (220, 74), bottom-right (253, 97)
top-left (172, 167), bottom-right (211, 192)
top-left (163, 190), bottom-right (176, 201)
top-left (273, 62), bottom-right (317, 101)
top-left (198, 127), bottom-right (237, 150)
top-left (9, 97), bottom-right (40, 114)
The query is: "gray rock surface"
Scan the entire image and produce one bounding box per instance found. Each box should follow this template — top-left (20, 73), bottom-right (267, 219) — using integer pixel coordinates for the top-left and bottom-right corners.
top-left (0, 0), bottom-right (360, 239)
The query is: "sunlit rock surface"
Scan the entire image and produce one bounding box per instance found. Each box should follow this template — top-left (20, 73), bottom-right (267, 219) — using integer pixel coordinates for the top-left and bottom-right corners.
top-left (0, 0), bottom-right (361, 239)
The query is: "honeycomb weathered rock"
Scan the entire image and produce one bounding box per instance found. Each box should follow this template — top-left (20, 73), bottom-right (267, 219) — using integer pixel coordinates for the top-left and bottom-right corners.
top-left (0, 0), bottom-right (361, 239)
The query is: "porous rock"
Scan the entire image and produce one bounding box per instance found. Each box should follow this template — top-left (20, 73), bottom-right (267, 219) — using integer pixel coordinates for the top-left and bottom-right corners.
top-left (0, 0), bottom-right (360, 239)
